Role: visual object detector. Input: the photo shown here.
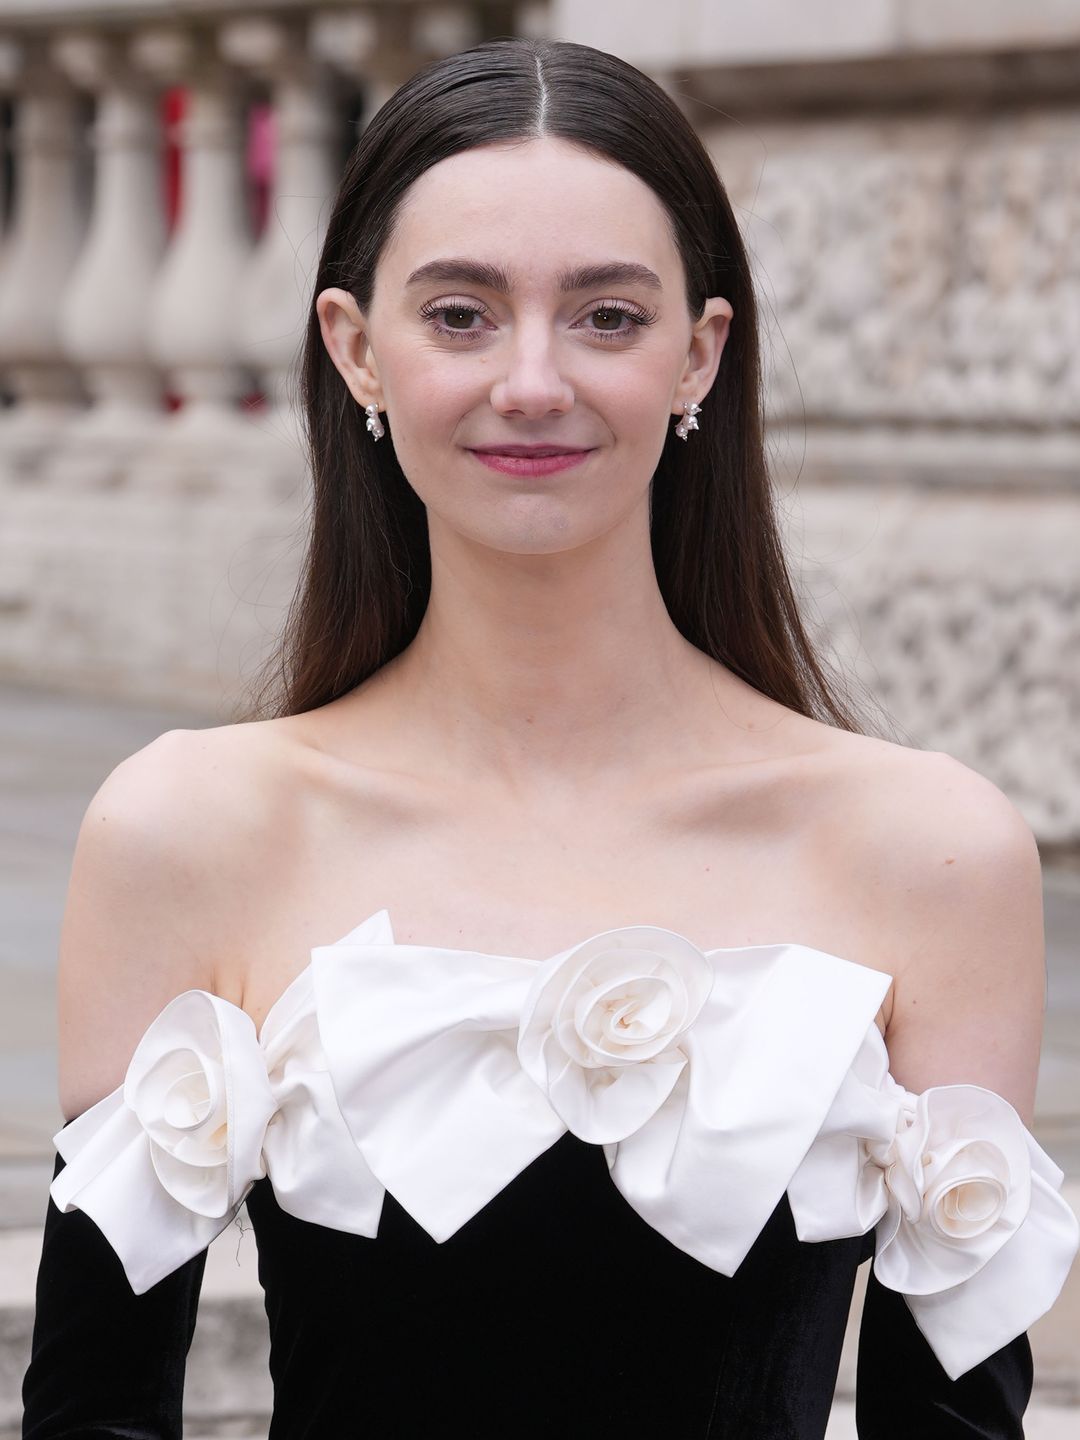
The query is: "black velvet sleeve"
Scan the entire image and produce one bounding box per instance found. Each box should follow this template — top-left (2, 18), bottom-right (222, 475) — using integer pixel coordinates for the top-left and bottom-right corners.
top-left (21, 1141), bottom-right (208, 1440)
top-left (854, 1252), bottom-right (1034, 1439)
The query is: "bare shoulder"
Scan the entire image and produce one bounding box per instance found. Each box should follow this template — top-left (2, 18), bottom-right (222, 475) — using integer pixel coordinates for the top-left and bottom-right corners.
top-left (817, 735), bottom-right (1041, 925)
top-left (816, 725), bottom-right (1029, 830)
top-left (812, 730), bottom-right (1044, 1118)
top-left (81, 719), bottom-right (298, 898)
top-left (57, 720), bottom-right (299, 1120)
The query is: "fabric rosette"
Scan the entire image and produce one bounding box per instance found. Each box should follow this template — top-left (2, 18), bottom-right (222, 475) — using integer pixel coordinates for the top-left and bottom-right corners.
top-left (123, 990), bottom-right (277, 1216)
top-left (869, 1085), bottom-right (1031, 1293)
top-left (51, 912), bottom-right (400, 1295)
top-left (52, 990), bottom-right (280, 1292)
top-left (516, 925), bottom-right (715, 1143)
top-left (788, 1026), bottom-right (1080, 1379)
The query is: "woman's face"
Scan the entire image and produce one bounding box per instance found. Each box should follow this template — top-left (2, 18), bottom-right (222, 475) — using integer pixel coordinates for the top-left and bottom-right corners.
top-left (317, 135), bottom-right (732, 554)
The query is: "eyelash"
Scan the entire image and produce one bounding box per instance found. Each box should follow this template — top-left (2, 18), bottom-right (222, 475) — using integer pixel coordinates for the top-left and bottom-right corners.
top-left (416, 297), bottom-right (659, 344)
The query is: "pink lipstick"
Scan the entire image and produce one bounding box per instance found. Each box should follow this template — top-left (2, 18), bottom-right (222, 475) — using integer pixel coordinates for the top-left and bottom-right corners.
top-left (468, 445), bottom-right (594, 477)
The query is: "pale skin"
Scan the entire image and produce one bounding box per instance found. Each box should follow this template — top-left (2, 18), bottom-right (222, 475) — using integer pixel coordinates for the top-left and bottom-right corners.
top-left (58, 137), bottom-right (1045, 1141)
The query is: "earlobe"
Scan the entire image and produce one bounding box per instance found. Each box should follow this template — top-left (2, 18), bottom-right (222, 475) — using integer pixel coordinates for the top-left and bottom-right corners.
top-left (315, 286), bottom-right (380, 409)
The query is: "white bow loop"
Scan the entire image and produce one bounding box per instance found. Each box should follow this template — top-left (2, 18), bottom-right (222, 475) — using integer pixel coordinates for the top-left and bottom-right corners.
top-left (787, 1026), bottom-right (1080, 1379)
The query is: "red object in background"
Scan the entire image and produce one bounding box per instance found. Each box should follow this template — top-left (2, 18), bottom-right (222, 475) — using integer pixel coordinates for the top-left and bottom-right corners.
top-left (162, 85), bottom-right (185, 237)
top-left (248, 101), bottom-right (274, 237)
top-left (161, 87), bottom-right (185, 411)
top-left (159, 86), bottom-right (271, 414)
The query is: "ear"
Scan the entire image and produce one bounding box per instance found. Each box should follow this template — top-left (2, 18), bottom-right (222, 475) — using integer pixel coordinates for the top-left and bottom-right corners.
top-left (315, 287), bottom-right (382, 409)
top-left (672, 296), bottom-right (733, 414)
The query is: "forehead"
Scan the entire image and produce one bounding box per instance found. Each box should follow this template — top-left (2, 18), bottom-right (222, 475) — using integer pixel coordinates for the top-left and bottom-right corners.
top-left (379, 136), bottom-right (679, 288)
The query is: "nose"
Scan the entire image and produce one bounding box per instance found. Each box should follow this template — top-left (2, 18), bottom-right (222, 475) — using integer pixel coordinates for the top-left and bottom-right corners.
top-left (489, 316), bottom-right (574, 419)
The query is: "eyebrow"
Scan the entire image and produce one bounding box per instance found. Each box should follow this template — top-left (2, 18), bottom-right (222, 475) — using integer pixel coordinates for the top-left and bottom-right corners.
top-left (403, 258), bottom-right (664, 293)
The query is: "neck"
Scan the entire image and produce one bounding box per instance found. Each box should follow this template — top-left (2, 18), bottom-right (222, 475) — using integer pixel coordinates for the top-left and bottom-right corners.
top-left (363, 511), bottom-right (771, 792)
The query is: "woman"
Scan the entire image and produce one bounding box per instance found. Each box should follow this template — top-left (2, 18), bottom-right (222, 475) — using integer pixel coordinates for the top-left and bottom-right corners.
top-left (22, 36), bottom-right (1077, 1440)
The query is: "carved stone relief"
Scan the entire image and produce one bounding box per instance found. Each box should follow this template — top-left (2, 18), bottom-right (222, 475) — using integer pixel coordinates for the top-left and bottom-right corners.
top-left (704, 109), bottom-right (1080, 430)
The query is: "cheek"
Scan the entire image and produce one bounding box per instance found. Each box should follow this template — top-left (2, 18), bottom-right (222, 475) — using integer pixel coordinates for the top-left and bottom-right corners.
top-left (602, 383), bottom-right (663, 439)
top-left (387, 353), bottom-right (476, 440)
top-left (591, 365), bottom-right (675, 457)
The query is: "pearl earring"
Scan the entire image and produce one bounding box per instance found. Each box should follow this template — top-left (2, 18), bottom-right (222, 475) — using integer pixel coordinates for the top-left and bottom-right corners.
top-left (674, 400), bottom-right (701, 441)
top-left (365, 402), bottom-right (385, 441)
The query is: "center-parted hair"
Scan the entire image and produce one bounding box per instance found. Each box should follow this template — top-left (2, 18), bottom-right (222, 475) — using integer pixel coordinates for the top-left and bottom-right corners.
top-left (243, 36), bottom-right (863, 731)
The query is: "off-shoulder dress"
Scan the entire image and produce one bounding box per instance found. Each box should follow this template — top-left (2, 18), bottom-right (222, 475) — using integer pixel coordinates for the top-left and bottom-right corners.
top-left (21, 908), bottom-right (1079, 1438)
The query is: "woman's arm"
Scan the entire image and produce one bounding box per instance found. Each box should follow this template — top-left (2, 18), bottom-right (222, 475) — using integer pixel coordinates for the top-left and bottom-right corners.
top-left (21, 730), bottom-right (245, 1436)
top-left (871, 752), bottom-right (1045, 1127)
top-left (855, 1255), bottom-right (1033, 1440)
top-left (852, 750), bottom-right (1051, 1437)
top-left (22, 1144), bottom-right (208, 1440)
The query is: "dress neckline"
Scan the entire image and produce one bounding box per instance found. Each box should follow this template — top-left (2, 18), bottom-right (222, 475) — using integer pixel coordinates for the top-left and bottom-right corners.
top-left (253, 905), bottom-right (894, 1047)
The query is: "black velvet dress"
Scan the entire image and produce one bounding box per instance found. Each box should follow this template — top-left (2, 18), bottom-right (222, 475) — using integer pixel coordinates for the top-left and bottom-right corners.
top-left (22, 1126), bottom-right (1033, 1439)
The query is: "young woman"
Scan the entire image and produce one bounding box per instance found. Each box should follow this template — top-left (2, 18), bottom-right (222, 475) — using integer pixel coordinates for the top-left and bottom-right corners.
top-left (22, 37), bottom-right (1077, 1440)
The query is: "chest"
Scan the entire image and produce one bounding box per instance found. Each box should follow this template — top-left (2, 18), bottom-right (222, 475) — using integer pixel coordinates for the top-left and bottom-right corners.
top-left (229, 769), bottom-right (893, 1038)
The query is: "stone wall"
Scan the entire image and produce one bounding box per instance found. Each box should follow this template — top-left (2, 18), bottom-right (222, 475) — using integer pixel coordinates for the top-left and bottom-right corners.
top-left (697, 106), bottom-right (1079, 846)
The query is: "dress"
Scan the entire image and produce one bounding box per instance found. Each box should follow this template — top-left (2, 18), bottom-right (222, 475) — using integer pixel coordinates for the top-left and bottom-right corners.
top-left (21, 908), bottom-right (1080, 1438)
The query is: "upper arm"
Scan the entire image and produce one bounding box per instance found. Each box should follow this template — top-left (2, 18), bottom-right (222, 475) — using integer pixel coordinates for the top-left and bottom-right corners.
top-left (864, 750), bottom-right (1045, 1126)
top-left (56, 725), bottom-right (270, 1123)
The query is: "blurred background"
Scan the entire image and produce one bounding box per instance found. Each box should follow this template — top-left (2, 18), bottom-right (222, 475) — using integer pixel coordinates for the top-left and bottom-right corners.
top-left (0, 2), bottom-right (1077, 1436)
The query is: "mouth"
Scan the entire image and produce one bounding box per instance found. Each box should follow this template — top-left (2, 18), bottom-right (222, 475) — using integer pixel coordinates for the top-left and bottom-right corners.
top-left (469, 445), bottom-right (593, 457)
top-left (467, 445), bottom-right (595, 477)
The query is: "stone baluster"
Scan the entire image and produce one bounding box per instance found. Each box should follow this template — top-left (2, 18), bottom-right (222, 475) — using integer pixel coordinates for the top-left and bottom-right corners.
top-left (309, 3), bottom-right (432, 135)
top-left (0, 45), bottom-right (11, 275)
top-left (49, 31), bottom-right (166, 488)
top-left (0, 36), bottom-right (88, 477)
top-left (127, 25), bottom-right (256, 490)
top-left (0, 51), bottom-right (11, 411)
top-left (309, 9), bottom-right (378, 132)
top-left (218, 15), bottom-right (339, 496)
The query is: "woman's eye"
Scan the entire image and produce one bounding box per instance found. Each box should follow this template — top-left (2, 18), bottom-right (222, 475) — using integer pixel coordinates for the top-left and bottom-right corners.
top-left (419, 302), bottom-right (489, 341)
top-left (439, 305), bottom-right (483, 331)
top-left (588, 307), bottom-right (633, 333)
top-left (578, 302), bottom-right (658, 341)
top-left (418, 298), bottom-right (657, 344)
top-left (584, 299), bottom-right (659, 338)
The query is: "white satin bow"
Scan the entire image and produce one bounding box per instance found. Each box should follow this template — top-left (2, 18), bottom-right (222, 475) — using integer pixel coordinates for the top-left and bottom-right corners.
top-left (313, 913), bottom-right (890, 1275)
top-left (787, 1025), bottom-right (1080, 1378)
top-left (50, 946), bottom-right (385, 1293)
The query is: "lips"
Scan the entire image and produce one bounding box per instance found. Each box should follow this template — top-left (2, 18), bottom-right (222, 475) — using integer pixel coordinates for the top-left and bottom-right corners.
top-left (469, 445), bottom-right (592, 457)
top-left (469, 447), bottom-right (593, 477)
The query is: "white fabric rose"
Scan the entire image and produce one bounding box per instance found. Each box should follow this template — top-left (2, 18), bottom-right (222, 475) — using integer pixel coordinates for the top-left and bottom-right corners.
top-left (870, 1084), bottom-right (1032, 1292)
top-left (52, 989), bottom-right (283, 1292)
top-left (52, 970), bottom-right (390, 1294)
top-left (123, 990), bottom-right (279, 1217)
top-left (787, 1028), bottom-right (1080, 1380)
top-left (516, 925), bottom-right (714, 1143)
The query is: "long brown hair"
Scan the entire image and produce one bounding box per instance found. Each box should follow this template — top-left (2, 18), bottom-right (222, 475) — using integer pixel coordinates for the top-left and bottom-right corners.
top-left (240, 37), bottom-right (866, 731)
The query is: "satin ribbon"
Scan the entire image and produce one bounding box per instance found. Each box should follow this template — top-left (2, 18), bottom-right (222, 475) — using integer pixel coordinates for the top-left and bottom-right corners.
top-left (787, 1023), bottom-right (1079, 1379)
